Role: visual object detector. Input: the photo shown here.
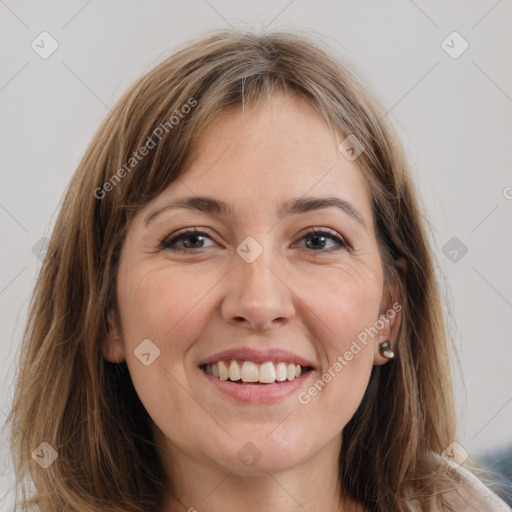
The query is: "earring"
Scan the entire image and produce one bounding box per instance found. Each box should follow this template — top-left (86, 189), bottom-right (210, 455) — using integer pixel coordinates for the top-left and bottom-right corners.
top-left (379, 340), bottom-right (395, 359)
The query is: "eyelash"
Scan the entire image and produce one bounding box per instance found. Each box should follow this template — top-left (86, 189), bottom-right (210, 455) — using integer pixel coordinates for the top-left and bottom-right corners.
top-left (158, 227), bottom-right (349, 253)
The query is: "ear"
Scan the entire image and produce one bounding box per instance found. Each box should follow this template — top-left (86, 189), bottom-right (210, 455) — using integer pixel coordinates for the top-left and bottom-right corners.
top-left (373, 258), bottom-right (407, 366)
top-left (101, 310), bottom-right (126, 363)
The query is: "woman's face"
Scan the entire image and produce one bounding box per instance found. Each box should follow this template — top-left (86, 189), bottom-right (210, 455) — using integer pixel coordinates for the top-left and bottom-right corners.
top-left (104, 93), bottom-right (401, 477)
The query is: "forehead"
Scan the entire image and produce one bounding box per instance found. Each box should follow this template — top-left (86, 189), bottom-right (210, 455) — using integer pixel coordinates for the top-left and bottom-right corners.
top-left (144, 94), bottom-right (374, 226)
top-left (185, 94), bottom-right (341, 176)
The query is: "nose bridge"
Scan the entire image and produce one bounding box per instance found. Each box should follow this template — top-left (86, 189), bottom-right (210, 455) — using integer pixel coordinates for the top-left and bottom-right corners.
top-left (221, 234), bottom-right (295, 328)
top-left (235, 236), bottom-right (281, 298)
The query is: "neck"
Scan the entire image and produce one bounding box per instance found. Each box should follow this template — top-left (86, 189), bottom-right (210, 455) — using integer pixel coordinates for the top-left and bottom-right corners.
top-left (154, 429), bottom-right (364, 512)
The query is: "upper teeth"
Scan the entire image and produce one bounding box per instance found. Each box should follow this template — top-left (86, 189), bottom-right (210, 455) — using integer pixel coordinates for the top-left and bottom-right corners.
top-left (204, 360), bottom-right (304, 384)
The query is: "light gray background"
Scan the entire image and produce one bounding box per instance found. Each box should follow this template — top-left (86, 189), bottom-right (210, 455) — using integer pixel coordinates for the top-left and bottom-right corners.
top-left (1, 0), bottom-right (511, 507)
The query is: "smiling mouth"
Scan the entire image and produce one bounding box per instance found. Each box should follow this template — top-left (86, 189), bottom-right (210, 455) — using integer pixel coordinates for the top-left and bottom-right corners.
top-left (199, 360), bottom-right (314, 385)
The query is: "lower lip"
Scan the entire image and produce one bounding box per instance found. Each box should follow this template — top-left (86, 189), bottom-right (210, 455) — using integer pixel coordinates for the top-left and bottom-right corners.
top-left (200, 367), bottom-right (315, 403)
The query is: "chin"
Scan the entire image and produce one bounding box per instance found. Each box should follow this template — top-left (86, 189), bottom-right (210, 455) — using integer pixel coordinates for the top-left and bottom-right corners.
top-left (221, 450), bottom-right (306, 477)
top-left (210, 434), bottom-right (310, 476)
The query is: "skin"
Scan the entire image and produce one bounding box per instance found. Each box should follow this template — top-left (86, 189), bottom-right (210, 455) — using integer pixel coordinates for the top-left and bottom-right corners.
top-left (103, 92), bottom-right (404, 512)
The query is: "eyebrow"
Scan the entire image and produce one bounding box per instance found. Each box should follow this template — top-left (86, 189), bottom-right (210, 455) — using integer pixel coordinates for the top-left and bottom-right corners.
top-left (144, 195), bottom-right (367, 230)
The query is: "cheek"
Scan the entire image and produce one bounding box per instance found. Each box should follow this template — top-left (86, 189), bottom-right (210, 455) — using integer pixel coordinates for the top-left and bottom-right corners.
top-left (116, 264), bottom-right (220, 435)
top-left (290, 261), bottom-right (380, 417)
top-left (117, 262), bottom-right (221, 343)
top-left (296, 337), bottom-right (374, 449)
top-left (115, 264), bottom-right (218, 411)
top-left (292, 259), bottom-right (382, 361)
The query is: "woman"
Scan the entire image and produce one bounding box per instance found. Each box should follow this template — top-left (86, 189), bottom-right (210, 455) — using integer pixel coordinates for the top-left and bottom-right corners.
top-left (8, 28), bottom-right (511, 511)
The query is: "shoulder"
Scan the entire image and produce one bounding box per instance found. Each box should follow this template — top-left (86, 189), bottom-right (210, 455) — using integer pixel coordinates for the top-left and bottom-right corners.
top-left (407, 457), bottom-right (512, 511)
top-left (445, 461), bottom-right (511, 511)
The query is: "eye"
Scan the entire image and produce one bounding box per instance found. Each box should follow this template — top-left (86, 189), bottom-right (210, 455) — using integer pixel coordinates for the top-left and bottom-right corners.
top-left (159, 228), bottom-right (216, 251)
top-left (295, 228), bottom-right (348, 252)
top-left (159, 227), bottom-right (348, 253)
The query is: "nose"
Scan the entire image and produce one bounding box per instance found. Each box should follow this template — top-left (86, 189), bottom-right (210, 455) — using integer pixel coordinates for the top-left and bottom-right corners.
top-left (221, 245), bottom-right (296, 331)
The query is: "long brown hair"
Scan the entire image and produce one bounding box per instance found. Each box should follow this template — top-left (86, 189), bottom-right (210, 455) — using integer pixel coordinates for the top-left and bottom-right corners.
top-left (8, 28), bottom-right (468, 511)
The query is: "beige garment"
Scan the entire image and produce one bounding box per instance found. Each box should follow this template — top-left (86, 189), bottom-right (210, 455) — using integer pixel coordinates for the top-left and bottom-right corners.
top-left (407, 459), bottom-right (512, 511)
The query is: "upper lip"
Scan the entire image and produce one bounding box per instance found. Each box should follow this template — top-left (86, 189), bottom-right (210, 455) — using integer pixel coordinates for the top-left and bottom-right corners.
top-left (198, 347), bottom-right (316, 368)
